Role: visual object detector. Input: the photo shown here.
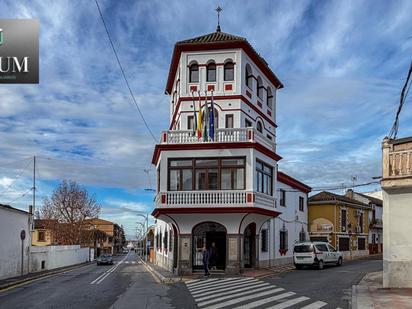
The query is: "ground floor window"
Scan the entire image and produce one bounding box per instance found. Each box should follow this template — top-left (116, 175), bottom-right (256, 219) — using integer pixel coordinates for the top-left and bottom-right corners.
top-left (338, 237), bottom-right (350, 251)
top-left (299, 229), bottom-right (306, 242)
top-left (261, 229), bottom-right (268, 252)
top-left (358, 237), bottom-right (366, 250)
top-left (280, 230), bottom-right (288, 250)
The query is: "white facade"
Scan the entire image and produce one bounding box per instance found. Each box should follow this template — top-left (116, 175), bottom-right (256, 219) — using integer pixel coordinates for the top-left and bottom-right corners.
top-left (154, 220), bottom-right (174, 272)
top-left (381, 137), bottom-right (412, 288)
top-left (0, 204), bottom-right (32, 280)
top-left (30, 245), bottom-right (89, 273)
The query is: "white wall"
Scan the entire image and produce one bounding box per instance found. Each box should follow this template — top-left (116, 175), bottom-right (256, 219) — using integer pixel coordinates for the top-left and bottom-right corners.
top-left (154, 220), bottom-right (174, 272)
top-left (30, 245), bottom-right (89, 272)
top-left (0, 206), bottom-right (31, 280)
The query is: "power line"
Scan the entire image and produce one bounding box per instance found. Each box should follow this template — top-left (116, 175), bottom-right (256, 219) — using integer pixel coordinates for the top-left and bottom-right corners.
top-left (389, 59), bottom-right (412, 139)
top-left (7, 188), bottom-right (33, 205)
top-left (94, 0), bottom-right (157, 143)
top-left (277, 180), bottom-right (380, 193)
top-left (0, 159), bottom-right (33, 198)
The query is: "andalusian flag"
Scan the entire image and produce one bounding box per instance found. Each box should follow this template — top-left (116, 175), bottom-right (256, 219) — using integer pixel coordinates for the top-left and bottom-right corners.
top-left (197, 92), bottom-right (203, 139)
top-left (209, 91), bottom-right (215, 141)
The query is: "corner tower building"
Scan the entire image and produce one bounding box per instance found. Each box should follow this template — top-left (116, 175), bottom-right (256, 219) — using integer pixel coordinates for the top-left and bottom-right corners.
top-left (152, 26), bottom-right (286, 275)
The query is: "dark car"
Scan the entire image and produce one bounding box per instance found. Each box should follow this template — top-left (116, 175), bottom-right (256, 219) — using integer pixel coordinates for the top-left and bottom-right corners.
top-left (96, 254), bottom-right (113, 265)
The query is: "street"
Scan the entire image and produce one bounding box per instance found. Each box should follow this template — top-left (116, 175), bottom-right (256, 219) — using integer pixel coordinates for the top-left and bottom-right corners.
top-left (0, 254), bottom-right (381, 309)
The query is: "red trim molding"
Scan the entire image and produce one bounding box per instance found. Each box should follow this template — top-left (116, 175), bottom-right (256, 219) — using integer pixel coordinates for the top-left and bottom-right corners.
top-left (225, 84), bottom-right (233, 91)
top-left (152, 207), bottom-right (281, 218)
top-left (165, 41), bottom-right (284, 95)
top-left (277, 171), bottom-right (311, 193)
top-left (152, 142), bottom-right (282, 165)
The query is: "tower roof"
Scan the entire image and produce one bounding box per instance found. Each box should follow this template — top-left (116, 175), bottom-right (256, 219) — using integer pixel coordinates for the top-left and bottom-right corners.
top-left (165, 30), bottom-right (284, 94)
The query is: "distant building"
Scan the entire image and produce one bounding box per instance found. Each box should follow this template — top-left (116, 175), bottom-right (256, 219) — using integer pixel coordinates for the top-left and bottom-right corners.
top-left (84, 218), bottom-right (125, 255)
top-left (0, 204), bottom-right (32, 280)
top-left (381, 136), bottom-right (412, 288)
top-left (31, 219), bottom-right (57, 246)
top-left (345, 189), bottom-right (383, 254)
top-left (308, 191), bottom-right (371, 260)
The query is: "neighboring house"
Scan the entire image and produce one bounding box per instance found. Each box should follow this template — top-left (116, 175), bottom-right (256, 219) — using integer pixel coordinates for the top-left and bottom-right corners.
top-left (31, 219), bottom-right (57, 246)
top-left (0, 204), bottom-right (32, 280)
top-left (381, 136), bottom-right (412, 288)
top-left (152, 24), bottom-right (287, 275)
top-left (345, 189), bottom-right (383, 254)
top-left (84, 218), bottom-right (125, 255)
top-left (308, 191), bottom-right (371, 260)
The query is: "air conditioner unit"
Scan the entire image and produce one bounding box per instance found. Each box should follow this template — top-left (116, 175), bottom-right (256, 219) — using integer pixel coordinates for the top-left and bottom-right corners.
top-left (354, 210), bottom-right (362, 217)
top-left (356, 226), bottom-right (362, 233)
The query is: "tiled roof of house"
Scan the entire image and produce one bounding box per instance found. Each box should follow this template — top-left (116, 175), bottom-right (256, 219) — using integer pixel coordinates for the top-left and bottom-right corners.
top-left (177, 31), bottom-right (247, 44)
top-left (309, 191), bottom-right (369, 207)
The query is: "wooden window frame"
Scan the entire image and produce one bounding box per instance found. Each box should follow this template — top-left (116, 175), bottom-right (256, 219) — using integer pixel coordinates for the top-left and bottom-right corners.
top-left (225, 114), bottom-right (234, 128)
top-left (256, 159), bottom-right (273, 196)
top-left (299, 196), bottom-right (304, 212)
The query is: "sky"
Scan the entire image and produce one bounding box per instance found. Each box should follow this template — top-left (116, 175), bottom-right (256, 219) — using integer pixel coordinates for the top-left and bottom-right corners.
top-left (0, 0), bottom-right (411, 238)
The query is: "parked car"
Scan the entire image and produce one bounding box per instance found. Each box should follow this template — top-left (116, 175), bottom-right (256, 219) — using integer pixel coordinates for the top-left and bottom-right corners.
top-left (293, 241), bottom-right (343, 270)
top-left (96, 254), bottom-right (113, 265)
top-left (122, 248), bottom-right (129, 254)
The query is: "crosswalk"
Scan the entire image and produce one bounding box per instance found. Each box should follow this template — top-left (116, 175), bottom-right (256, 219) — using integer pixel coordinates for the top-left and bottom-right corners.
top-left (185, 277), bottom-right (328, 309)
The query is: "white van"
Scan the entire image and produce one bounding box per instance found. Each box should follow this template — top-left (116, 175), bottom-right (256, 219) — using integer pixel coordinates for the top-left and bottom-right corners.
top-left (293, 241), bottom-right (343, 270)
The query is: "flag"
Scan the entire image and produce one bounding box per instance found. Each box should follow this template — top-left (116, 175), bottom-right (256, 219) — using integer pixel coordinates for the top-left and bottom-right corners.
top-left (203, 92), bottom-right (209, 142)
top-left (191, 92), bottom-right (197, 136)
top-left (209, 91), bottom-right (215, 141)
top-left (197, 92), bottom-right (203, 139)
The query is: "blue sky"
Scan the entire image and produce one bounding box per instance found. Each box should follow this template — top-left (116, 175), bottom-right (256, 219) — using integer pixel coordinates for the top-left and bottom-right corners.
top-left (0, 0), bottom-right (411, 238)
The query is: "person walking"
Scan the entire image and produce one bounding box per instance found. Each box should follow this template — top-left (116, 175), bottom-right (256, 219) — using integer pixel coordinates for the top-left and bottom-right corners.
top-left (202, 245), bottom-right (210, 277)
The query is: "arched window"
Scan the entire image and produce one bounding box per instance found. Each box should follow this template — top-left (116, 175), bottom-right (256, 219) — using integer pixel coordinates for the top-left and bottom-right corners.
top-left (257, 76), bottom-right (263, 99)
top-left (245, 64), bottom-right (253, 88)
top-left (256, 121), bottom-right (263, 133)
top-left (224, 61), bottom-right (234, 81)
top-left (267, 87), bottom-right (273, 109)
top-left (207, 62), bottom-right (216, 82)
top-left (189, 62), bottom-right (199, 83)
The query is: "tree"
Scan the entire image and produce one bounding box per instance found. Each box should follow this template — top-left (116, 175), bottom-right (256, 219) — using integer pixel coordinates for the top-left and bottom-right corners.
top-left (40, 179), bottom-right (101, 245)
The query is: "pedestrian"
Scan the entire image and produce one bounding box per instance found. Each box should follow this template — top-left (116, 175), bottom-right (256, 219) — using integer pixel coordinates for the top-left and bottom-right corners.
top-left (209, 242), bottom-right (217, 270)
top-left (202, 245), bottom-right (210, 277)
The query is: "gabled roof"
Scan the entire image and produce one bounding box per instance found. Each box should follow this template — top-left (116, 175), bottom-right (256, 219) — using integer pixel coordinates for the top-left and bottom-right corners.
top-left (277, 171), bottom-right (311, 193)
top-left (165, 29), bottom-right (284, 94)
top-left (0, 203), bottom-right (29, 215)
top-left (309, 191), bottom-right (370, 208)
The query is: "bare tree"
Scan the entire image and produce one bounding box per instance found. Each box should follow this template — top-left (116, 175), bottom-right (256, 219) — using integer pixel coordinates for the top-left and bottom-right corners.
top-left (40, 180), bottom-right (100, 245)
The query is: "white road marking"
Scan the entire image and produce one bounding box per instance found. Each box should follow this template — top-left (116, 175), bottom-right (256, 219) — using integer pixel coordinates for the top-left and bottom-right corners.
top-left (188, 278), bottom-right (240, 290)
top-left (90, 253), bottom-right (129, 285)
top-left (194, 282), bottom-right (270, 300)
top-left (201, 289), bottom-right (292, 309)
top-left (190, 278), bottom-right (256, 292)
top-left (265, 296), bottom-right (309, 309)
top-left (198, 287), bottom-right (283, 307)
top-left (186, 278), bottom-right (202, 284)
top-left (231, 292), bottom-right (296, 309)
top-left (300, 300), bottom-right (328, 309)
top-left (192, 280), bottom-right (261, 297)
top-left (186, 278), bottom-right (220, 288)
top-left (125, 261), bottom-right (129, 264)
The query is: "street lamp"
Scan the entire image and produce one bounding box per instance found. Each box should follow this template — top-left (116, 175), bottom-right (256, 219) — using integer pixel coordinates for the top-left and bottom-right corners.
top-left (136, 213), bottom-right (149, 262)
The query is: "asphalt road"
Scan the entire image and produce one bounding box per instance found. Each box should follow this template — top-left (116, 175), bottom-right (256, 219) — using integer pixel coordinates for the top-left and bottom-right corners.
top-left (263, 255), bottom-right (382, 309)
top-left (0, 251), bottom-right (194, 309)
top-left (0, 254), bottom-right (381, 309)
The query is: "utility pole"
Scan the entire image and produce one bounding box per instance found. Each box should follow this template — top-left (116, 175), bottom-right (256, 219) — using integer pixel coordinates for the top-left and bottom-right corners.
top-left (33, 156), bottom-right (36, 214)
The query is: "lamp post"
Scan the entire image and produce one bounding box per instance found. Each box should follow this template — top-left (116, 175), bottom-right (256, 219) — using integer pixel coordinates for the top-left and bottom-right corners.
top-left (136, 215), bottom-right (149, 261)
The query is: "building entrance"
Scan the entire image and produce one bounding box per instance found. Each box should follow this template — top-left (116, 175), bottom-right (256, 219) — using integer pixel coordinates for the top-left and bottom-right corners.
top-left (192, 222), bottom-right (226, 270)
top-left (243, 223), bottom-right (256, 268)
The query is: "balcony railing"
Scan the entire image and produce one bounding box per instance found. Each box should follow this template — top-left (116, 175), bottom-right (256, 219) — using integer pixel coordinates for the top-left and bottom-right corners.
top-left (155, 190), bottom-right (275, 209)
top-left (160, 128), bottom-right (275, 152)
top-left (388, 149), bottom-right (412, 177)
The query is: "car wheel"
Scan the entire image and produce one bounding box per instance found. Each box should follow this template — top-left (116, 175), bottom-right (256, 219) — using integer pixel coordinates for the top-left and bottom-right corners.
top-left (295, 264), bottom-right (303, 270)
top-left (318, 260), bottom-right (324, 270)
top-left (337, 257), bottom-right (342, 266)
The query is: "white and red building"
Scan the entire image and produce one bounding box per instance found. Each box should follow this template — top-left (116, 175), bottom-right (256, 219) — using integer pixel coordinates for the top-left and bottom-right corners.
top-left (151, 26), bottom-right (310, 275)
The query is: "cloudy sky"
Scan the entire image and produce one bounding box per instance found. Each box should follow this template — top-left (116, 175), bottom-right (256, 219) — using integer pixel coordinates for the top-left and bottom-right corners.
top-left (1, 0), bottom-right (411, 238)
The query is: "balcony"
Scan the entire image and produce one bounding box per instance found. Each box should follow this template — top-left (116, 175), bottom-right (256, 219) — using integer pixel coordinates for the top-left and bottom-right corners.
top-left (370, 218), bottom-right (383, 229)
top-left (382, 137), bottom-right (412, 189)
top-left (160, 128), bottom-right (275, 152)
top-left (155, 190), bottom-right (275, 209)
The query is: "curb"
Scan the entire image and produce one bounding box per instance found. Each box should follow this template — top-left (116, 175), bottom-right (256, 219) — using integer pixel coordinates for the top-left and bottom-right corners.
top-left (0, 262), bottom-right (92, 292)
top-left (139, 258), bottom-right (184, 283)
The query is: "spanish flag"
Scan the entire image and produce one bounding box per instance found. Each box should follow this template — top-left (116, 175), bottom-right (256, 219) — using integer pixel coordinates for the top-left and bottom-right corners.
top-left (197, 93), bottom-right (203, 139)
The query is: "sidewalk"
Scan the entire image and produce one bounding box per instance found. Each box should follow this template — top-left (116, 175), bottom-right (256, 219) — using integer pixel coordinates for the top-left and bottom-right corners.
top-left (242, 264), bottom-right (295, 278)
top-left (0, 262), bottom-right (91, 291)
top-left (140, 258), bottom-right (188, 283)
top-left (352, 271), bottom-right (412, 309)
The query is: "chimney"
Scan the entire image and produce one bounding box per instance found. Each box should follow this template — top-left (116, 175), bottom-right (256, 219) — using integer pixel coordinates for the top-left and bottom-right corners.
top-left (29, 205), bottom-right (33, 215)
top-left (346, 189), bottom-right (354, 199)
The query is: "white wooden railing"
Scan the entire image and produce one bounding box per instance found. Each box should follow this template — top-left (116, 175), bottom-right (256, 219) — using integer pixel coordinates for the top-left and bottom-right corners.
top-left (160, 128), bottom-right (275, 152)
top-left (388, 149), bottom-right (412, 177)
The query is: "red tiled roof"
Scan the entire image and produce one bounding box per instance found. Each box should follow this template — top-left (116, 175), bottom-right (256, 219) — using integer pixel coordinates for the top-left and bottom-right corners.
top-left (309, 191), bottom-right (369, 207)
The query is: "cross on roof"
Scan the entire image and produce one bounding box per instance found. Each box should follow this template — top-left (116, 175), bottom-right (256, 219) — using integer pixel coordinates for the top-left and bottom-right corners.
top-left (215, 6), bottom-right (222, 32)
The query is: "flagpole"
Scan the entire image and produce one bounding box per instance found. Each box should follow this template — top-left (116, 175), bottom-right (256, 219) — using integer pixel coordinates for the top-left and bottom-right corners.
top-left (191, 91), bottom-right (197, 137)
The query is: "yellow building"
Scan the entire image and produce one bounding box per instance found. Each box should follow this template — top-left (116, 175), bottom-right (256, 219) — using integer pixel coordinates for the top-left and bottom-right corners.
top-left (32, 219), bottom-right (56, 246)
top-left (308, 191), bottom-right (371, 259)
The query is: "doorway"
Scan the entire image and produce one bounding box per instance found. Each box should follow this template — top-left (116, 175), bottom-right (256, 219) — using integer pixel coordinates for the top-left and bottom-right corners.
top-left (243, 223), bottom-right (256, 268)
top-left (192, 222), bottom-right (226, 270)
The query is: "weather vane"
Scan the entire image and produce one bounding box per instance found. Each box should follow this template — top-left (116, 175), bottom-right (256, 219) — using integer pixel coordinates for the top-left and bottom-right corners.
top-left (216, 5), bottom-right (222, 32)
